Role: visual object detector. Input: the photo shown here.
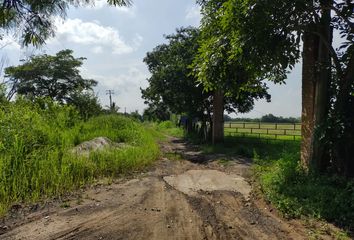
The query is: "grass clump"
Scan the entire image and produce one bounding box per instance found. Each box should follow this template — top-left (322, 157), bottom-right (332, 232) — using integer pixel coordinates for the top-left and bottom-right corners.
top-left (0, 100), bottom-right (160, 215)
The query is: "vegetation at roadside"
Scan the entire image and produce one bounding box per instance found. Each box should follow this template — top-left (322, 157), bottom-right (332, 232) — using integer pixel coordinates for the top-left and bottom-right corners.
top-left (200, 137), bottom-right (354, 235)
top-left (0, 99), bottom-right (160, 216)
top-left (154, 121), bottom-right (184, 138)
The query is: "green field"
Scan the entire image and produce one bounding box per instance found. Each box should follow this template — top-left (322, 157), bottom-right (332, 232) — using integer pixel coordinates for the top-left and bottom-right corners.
top-left (224, 122), bottom-right (301, 141)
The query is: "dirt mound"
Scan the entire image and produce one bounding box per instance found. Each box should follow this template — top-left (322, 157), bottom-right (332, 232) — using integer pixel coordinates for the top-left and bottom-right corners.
top-left (71, 137), bottom-right (127, 155)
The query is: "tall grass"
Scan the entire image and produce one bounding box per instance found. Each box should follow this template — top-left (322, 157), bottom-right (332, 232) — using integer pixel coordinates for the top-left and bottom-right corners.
top-left (0, 100), bottom-right (160, 215)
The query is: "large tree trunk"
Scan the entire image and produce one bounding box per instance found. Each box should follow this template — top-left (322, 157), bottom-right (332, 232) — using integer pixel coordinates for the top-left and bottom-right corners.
top-left (312, 1), bottom-right (332, 172)
top-left (301, 31), bottom-right (318, 170)
top-left (212, 90), bottom-right (224, 144)
top-left (301, 1), bottom-right (332, 172)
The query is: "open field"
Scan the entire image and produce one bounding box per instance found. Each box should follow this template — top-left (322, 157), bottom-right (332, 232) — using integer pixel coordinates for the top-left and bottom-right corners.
top-left (224, 122), bottom-right (301, 141)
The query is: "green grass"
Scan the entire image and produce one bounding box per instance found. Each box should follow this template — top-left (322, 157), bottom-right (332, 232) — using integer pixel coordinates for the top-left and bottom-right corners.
top-left (0, 100), bottom-right (160, 215)
top-left (199, 136), bottom-right (353, 236)
top-left (148, 120), bottom-right (184, 138)
top-left (224, 121), bottom-right (301, 141)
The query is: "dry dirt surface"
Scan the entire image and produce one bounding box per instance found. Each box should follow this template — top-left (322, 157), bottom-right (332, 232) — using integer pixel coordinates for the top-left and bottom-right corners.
top-left (0, 138), bottom-right (341, 240)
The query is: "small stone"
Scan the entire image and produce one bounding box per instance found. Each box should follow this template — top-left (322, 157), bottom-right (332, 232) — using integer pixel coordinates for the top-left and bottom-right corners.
top-left (0, 225), bottom-right (9, 230)
top-left (167, 224), bottom-right (171, 228)
top-left (189, 219), bottom-right (192, 223)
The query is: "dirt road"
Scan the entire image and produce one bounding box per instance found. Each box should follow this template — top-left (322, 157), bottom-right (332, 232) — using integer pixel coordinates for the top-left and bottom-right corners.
top-left (0, 138), bottom-right (336, 239)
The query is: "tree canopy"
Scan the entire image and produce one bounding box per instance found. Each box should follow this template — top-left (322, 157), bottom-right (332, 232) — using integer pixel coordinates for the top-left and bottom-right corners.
top-left (4, 49), bottom-right (97, 103)
top-left (193, 0), bottom-right (272, 143)
top-left (195, 0), bottom-right (353, 176)
top-left (142, 27), bottom-right (210, 121)
top-left (0, 0), bottom-right (131, 46)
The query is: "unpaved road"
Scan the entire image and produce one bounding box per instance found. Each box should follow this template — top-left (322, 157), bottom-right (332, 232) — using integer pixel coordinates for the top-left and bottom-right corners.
top-left (0, 138), bottom-right (341, 239)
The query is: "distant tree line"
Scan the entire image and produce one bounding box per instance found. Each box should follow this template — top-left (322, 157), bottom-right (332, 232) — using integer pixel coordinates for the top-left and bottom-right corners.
top-left (224, 114), bottom-right (301, 123)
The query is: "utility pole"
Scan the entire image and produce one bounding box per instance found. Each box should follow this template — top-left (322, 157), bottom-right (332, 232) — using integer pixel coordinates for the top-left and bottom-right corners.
top-left (106, 90), bottom-right (114, 110)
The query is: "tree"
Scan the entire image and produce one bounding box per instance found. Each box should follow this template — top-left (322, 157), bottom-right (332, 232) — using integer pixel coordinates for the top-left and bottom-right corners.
top-left (4, 49), bottom-right (97, 103)
top-left (142, 102), bottom-right (171, 122)
top-left (198, 0), bottom-right (354, 176)
top-left (193, 0), bottom-right (271, 143)
top-left (143, 26), bottom-right (268, 140)
top-left (67, 90), bottom-right (102, 120)
top-left (0, 0), bottom-right (131, 46)
top-left (142, 27), bottom-right (212, 133)
top-left (231, 0), bottom-right (353, 176)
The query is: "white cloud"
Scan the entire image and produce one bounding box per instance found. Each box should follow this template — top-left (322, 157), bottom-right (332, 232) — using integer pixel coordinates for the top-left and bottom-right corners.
top-left (83, 66), bottom-right (147, 90)
top-left (185, 5), bottom-right (201, 21)
top-left (81, 66), bottom-right (149, 113)
top-left (52, 18), bottom-right (135, 55)
top-left (85, 0), bottom-right (136, 17)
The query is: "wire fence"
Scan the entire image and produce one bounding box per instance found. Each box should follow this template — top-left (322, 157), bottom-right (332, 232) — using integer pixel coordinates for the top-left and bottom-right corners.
top-left (224, 122), bottom-right (301, 141)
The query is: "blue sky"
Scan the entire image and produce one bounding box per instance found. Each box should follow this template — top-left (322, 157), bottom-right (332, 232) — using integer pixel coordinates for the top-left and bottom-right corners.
top-left (0, 0), bottom-right (301, 118)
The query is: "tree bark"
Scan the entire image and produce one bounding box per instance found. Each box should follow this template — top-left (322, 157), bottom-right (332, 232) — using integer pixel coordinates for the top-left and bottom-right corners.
top-left (212, 90), bottom-right (224, 144)
top-left (312, 0), bottom-right (332, 172)
top-left (301, 1), bottom-right (332, 172)
top-left (301, 31), bottom-right (318, 170)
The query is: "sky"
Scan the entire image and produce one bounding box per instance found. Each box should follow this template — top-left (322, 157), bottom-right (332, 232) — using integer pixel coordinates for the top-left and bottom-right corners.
top-left (0, 0), bottom-right (302, 118)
